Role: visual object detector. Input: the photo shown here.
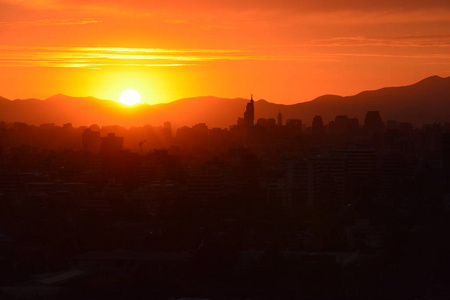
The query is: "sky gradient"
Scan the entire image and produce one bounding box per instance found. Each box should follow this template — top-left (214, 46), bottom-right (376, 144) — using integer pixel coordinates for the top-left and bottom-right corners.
top-left (1, 0), bottom-right (450, 104)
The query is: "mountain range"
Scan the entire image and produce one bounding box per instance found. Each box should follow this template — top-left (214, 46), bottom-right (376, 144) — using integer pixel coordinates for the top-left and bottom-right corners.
top-left (1, 75), bottom-right (449, 128)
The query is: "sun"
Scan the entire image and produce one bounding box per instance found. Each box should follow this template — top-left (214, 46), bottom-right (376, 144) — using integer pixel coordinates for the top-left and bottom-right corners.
top-left (119, 89), bottom-right (141, 106)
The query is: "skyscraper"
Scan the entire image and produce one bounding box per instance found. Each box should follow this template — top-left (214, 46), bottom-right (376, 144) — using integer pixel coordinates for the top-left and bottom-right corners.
top-left (364, 111), bottom-right (384, 134)
top-left (364, 111), bottom-right (384, 147)
top-left (277, 110), bottom-right (283, 126)
top-left (312, 115), bottom-right (324, 134)
top-left (244, 94), bottom-right (255, 129)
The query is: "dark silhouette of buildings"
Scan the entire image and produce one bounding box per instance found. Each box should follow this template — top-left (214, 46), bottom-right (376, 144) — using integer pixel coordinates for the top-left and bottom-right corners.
top-left (277, 110), bottom-right (283, 126)
top-left (312, 115), bottom-right (324, 134)
top-left (364, 111), bottom-right (385, 147)
top-left (82, 128), bottom-right (100, 153)
top-left (244, 94), bottom-right (255, 129)
top-left (364, 111), bottom-right (384, 133)
top-left (1, 99), bottom-right (450, 300)
top-left (162, 121), bottom-right (172, 139)
top-left (100, 132), bottom-right (123, 155)
top-left (285, 119), bottom-right (302, 135)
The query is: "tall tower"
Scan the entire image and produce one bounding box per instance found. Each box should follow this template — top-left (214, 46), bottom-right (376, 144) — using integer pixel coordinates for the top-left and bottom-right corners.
top-left (277, 110), bottom-right (283, 126)
top-left (244, 94), bottom-right (254, 128)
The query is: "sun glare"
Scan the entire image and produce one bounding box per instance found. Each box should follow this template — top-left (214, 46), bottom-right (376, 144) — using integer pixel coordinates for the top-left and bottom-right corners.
top-left (119, 89), bottom-right (141, 106)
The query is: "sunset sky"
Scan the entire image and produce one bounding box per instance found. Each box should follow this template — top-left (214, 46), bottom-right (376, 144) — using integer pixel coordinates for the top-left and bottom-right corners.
top-left (1, 0), bottom-right (449, 104)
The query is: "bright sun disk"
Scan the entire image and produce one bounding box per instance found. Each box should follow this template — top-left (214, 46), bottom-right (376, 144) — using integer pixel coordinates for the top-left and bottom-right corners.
top-left (119, 89), bottom-right (141, 106)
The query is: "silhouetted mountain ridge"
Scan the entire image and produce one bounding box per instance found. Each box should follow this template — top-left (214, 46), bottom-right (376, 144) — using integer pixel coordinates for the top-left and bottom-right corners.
top-left (0, 75), bottom-right (449, 127)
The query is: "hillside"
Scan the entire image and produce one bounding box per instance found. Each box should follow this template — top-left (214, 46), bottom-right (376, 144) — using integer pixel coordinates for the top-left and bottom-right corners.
top-left (0, 75), bottom-right (449, 128)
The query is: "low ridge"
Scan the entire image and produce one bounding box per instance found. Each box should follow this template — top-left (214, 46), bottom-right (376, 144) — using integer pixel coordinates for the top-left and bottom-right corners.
top-left (0, 76), bottom-right (449, 127)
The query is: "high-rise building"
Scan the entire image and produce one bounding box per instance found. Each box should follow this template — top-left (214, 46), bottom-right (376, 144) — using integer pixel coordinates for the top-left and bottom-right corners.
top-left (244, 95), bottom-right (255, 129)
top-left (312, 115), bottom-right (324, 134)
top-left (364, 111), bottom-right (385, 147)
top-left (82, 128), bottom-right (100, 153)
top-left (329, 115), bottom-right (359, 135)
top-left (277, 111), bottom-right (283, 126)
top-left (364, 111), bottom-right (384, 134)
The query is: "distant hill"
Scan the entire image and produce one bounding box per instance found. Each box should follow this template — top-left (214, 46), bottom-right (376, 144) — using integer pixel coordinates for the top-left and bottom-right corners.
top-left (255, 75), bottom-right (450, 127)
top-left (0, 75), bottom-right (449, 128)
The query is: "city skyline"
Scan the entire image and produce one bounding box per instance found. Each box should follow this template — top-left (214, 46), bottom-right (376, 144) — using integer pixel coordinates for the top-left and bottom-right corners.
top-left (1, 75), bottom-right (449, 128)
top-left (1, 1), bottom-right (450, 298)
top-left (1, 82), bottom-right (450, 299)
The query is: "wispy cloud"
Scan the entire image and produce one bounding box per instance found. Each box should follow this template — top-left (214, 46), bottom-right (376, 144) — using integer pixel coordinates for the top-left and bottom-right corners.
top-left (41, 0), bottom-right (450, 13)
top-left (1, 44), bottom-right (448, 69)
top-left (309, 35), bottom-right (450, 47)
top-left (329, 53), bottom-right (450, 60)
top-left (0, 46), bottom-right (230, 68)
top-left (0, 46), bottom-right (339, 69)
top-left (0, 19), bottom-right (101, 26)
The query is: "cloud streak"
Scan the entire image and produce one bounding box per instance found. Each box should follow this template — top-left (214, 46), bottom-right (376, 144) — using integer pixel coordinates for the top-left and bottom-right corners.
top-left (309, 35), bottom-right (450, 47)
top-left (0, 46), bottom-right (342, 69)
top-left (0, 19), bottom-right (101, 26)
top-left (54, 0), bottom-right (450, 13)
top-left (1, 45), bottom-right (449, 70)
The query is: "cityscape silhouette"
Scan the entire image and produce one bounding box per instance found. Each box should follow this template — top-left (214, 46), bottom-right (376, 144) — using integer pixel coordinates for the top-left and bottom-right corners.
top-left (1, 0), bottom-right (450, 298)
top-left (1, 88), bottom-right (450, 299)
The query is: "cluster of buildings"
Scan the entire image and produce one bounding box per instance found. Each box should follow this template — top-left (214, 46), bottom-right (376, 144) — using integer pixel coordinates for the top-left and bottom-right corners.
top-left (0, 97), bottom-right (449, 299)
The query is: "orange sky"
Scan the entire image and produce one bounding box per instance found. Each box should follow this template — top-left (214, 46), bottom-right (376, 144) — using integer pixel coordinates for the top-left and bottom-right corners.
top-left (1, 0), bottom-right (449, 104)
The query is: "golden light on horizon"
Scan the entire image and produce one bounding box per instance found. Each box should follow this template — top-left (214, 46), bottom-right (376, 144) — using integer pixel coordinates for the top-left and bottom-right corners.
top-left (119, 89), bottom-right (141, 106)
top-left (1, 0), bottom-right (449, 105)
